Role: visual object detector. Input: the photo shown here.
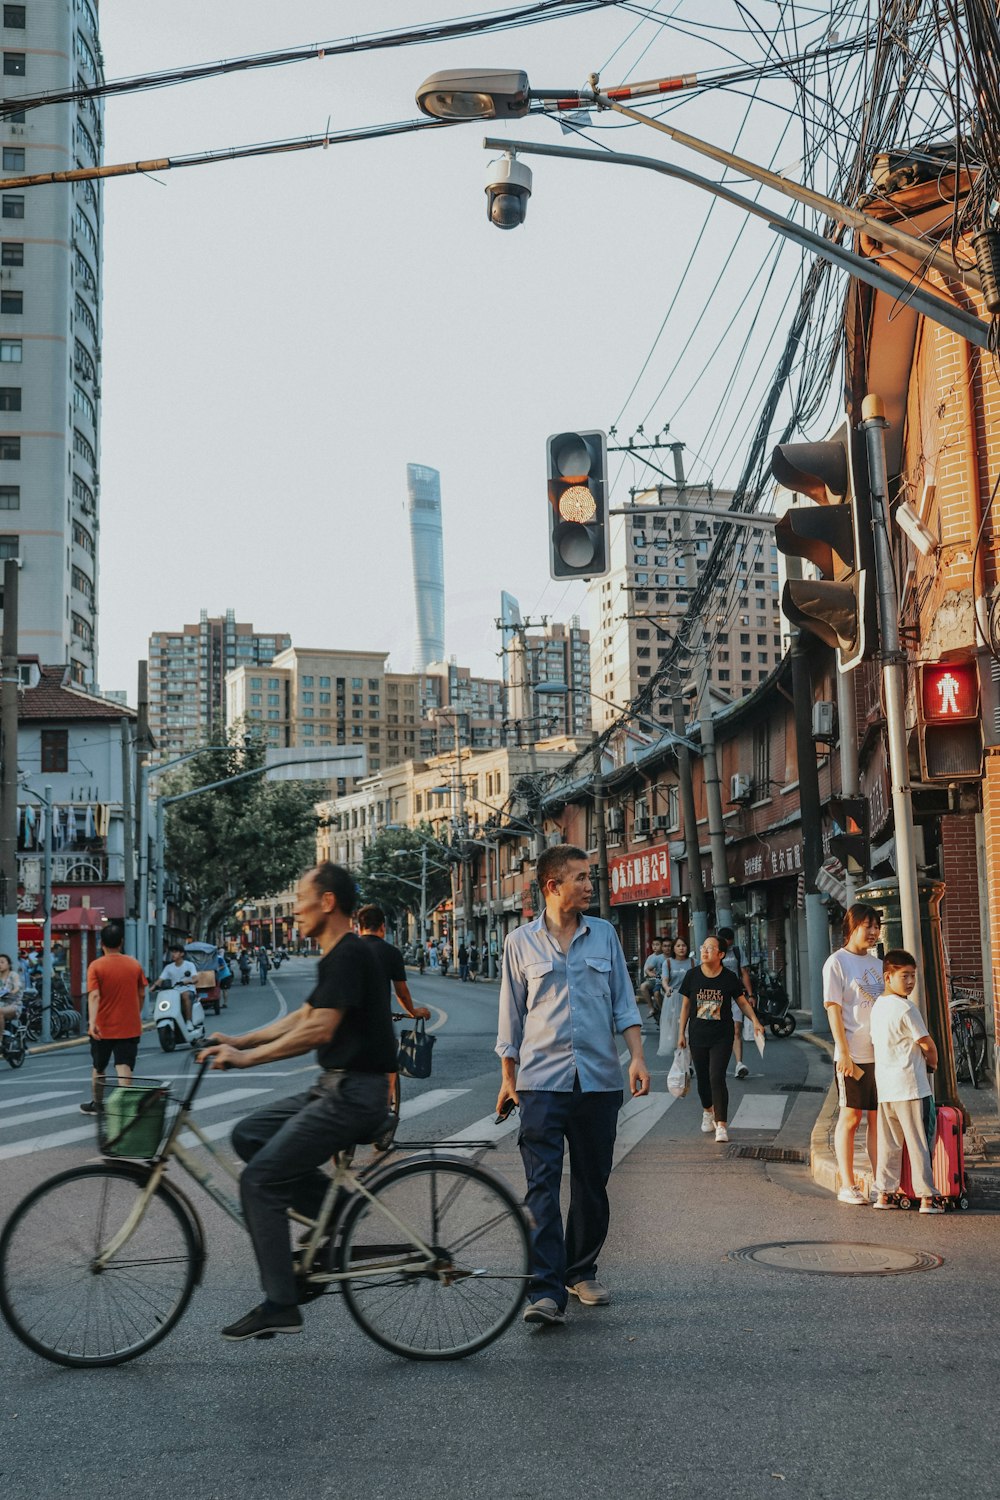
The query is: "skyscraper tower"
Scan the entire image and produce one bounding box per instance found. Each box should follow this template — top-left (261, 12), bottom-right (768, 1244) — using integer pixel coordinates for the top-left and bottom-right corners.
top-left (0, 1), bottom-right (104, 682)
top-left (406, 463), bottom-right (445, 670)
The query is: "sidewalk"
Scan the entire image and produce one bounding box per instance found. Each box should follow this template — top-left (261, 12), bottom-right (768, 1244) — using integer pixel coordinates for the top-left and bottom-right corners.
top-left (798, 1012), bottom-right (1000, 1208)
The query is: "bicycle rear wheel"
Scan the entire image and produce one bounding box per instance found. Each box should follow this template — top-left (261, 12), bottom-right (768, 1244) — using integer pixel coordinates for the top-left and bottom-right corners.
top-left (0, 1163), bottom-right (198, 1367)
top-left (340, 1155), bottom-right (530, 1361)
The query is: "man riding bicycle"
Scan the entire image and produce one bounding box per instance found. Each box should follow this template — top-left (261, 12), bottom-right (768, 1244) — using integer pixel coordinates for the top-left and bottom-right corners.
top-left (199, 862), bottom-right (396, 1342)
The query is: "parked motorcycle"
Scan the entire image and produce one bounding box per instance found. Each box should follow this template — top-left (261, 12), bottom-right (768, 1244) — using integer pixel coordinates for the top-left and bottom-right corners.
top-left (1, 1010), bottom-right (28, 1068)
top-left (154, 986), bottom-right (207, 1053)
top-left (754, 971), bottom-right (796, 1037)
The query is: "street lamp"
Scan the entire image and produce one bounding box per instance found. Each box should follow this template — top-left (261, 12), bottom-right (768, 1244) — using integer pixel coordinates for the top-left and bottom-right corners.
top-left (414, 68), bottom-right (989, 348)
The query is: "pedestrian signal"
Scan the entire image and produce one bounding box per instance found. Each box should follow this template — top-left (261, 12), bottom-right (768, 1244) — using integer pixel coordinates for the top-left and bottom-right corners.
top-left (918, 659), bottom-right (983, 781)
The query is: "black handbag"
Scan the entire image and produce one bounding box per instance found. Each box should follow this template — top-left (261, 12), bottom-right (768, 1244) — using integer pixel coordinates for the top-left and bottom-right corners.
top-left (397, 1017), bottom-right (435, 1079)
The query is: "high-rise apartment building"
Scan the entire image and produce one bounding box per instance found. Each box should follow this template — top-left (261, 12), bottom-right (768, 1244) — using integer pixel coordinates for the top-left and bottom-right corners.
top-left (226, 648), bottom-right (507, 793)
top-left (406, 463), bottom-right (445, 670)
top-left (0, 1), bottom-right (104, 681)
top-left (148, 610), bottom-right (291, 760)
top-left (588, 488), bottom-right (783, 730)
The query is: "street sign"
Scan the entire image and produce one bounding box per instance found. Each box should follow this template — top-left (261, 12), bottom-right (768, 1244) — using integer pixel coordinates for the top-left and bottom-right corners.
top-left (264, 748), bottom-right (367, 783)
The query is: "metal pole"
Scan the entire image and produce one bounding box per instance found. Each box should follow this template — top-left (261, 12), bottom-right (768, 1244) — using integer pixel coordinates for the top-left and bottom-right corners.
top-left (592, 732), bottom-right (611, 920)
top-left (0, 557), bottom-right (18, 958)
top-left (486, 838), bottom-right (496, 978)
top-left (672, 693), bottom-right (709, 949)
top-left (154, 794), bottom-right (165, 975)
top-left (836, 668), bottom-right (860, 906)
top-left (40, 784), bottom-right (52, 1046)
top-left (137, 757), bottom-right (149, 978)
top-left (420, 844), bottom-right (427, 940)
top-left (861, 395), bottom-right (922, 969)
top-left (120, 717), bottom-right (136, 957)
top-left (673, 442), bottom-right (731, 931)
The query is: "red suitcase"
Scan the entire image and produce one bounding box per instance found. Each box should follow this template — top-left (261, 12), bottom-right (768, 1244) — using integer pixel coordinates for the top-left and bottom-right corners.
top-left (896, 1104), bottom-right (968, 1210)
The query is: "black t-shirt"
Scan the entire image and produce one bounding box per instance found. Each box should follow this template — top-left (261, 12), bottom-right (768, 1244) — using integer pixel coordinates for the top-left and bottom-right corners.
top-left (308, 932), bottom-right (397, 1073)
top-left (681, 964), bottom-right (744, 1045)
top-left (360, 933), bottom-right (406, 1000)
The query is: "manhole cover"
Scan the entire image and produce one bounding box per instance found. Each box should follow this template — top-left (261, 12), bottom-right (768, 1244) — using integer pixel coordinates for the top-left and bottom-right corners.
top-left (728, 1241), bottom-right (943, 1276)
top-left (727, 1145), bottom-right (808, 1164)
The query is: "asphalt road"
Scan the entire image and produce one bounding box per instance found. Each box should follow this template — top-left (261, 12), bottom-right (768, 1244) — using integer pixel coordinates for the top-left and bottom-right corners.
top-left (0, 960), bottom-right (997, 1500)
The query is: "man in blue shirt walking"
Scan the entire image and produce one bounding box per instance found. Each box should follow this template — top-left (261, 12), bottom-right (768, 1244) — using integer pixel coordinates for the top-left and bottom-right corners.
top-left (497, 843), bottom-right (649, 1327)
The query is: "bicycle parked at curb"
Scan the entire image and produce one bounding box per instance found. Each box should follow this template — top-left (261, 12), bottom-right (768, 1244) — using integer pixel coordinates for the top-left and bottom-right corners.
top-left (949, 980), bottom-right (988, 1089)
top-left (0, 1054), bottom-right (531, 1369)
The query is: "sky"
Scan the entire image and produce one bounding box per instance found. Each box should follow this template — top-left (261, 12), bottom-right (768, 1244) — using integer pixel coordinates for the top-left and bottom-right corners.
top-left (94, 1), bottom-right (844, 700)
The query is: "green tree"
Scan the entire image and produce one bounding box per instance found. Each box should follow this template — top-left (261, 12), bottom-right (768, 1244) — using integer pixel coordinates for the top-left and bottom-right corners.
top-left (356, 824), bottom-right (453, 931)
top-left (161, 729), bottom-right (321, 940)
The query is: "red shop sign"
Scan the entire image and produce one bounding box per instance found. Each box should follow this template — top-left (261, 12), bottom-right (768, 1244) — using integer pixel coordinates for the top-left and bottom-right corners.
top-left (609, 844), bottom-right (672, 905)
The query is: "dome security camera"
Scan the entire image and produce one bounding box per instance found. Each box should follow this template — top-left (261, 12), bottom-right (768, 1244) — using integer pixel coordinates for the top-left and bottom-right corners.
top-left (485, 152), bottom-right (532, 230)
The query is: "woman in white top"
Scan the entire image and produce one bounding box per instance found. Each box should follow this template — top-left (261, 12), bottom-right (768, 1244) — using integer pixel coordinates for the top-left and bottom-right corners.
top-left (657, 937), bottom-right (693, 1056)
top-left (823, 904), bottom-right (883, 1205)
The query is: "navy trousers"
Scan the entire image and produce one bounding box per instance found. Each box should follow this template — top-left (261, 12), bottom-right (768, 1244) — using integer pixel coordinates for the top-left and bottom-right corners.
top-left (518, 1079), bottom-right (623, 1309)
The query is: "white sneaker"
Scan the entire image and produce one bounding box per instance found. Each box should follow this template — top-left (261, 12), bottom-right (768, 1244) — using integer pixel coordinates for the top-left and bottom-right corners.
top-left (701, 1110), bottom-right (715, 1134)
top-left (837, 1186), bottom-right (867, 1206)
top-left (714, 1124), bottom-right (729, 1143)
top-left (734, 1063), bottom-right (749, 1080)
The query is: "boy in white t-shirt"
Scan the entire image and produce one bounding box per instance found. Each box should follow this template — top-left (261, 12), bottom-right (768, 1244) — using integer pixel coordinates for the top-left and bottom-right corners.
top-left (870, 949), bottom-right (943, 1215)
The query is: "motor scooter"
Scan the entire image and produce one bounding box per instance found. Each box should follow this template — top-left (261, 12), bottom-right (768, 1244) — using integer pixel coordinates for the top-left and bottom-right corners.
top-left (154, 986), bottom-right (207, 1052)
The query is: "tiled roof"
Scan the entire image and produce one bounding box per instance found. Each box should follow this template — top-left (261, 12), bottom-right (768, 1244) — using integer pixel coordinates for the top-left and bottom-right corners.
top-left (18, 665), bottom-right (137, 722)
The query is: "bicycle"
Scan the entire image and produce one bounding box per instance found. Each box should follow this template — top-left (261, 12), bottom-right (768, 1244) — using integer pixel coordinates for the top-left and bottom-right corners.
top-left (0, 1056), bottom-right (530, 1369)
top-left (950, 996), bottom-right (987, 1089)
top-left (0, 1006), bottom-right (28, 1068)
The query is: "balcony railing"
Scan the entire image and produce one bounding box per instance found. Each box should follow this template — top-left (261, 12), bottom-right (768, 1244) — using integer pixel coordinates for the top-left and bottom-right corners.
top-left (18, 852), bottom-right (121, 886)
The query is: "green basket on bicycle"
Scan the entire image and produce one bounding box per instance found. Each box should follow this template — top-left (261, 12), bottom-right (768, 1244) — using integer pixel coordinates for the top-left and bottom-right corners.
top-left (98, 1079), bottom-right (171, 1159)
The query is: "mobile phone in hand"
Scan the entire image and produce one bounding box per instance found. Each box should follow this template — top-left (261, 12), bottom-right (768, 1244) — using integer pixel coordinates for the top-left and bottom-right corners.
top-left (495, 1097), bottom-right (517, 1125)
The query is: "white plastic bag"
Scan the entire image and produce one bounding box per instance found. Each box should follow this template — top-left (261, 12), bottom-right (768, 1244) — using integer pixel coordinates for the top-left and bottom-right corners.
top-left (667, 1046), bottom-right (691, 1098)
top-left (742, 1013), bottom-right (756, 1043)
top-left (658, 991), bottom-right (680, 1057)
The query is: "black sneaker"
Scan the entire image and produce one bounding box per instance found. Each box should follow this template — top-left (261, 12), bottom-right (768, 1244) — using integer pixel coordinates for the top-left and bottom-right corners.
top-left (79, 1100), bottom-right (98, 1115)
top-left (221, 1303), bottom-right (303, 1341)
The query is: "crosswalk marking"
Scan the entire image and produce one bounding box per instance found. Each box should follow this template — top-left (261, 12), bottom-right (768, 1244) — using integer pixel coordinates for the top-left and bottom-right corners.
top-left (190, 1087), bottom-right (271, 1110)
top-left (729, 1094), bottom-right (787, 1132)
top-left (0, 1102), bottom-right (89, 1130)
top-left (0, 1090), bottom-right (77, 1112)
top-left (399, 1089), bottom-right (469, 1120)
top-left (612, 1093), bottom-right (676, 1166)
top-left (0, 1124), bottom-right (97, 1161)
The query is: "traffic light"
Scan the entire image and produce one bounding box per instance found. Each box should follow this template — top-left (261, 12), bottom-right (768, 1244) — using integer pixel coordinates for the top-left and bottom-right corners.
top-left (918, 657), bottom-right (983, 781)
top-left (828, 795), bottom-right (869, 876)
top-left (773, 423), bottom-right (876, 671)
top-left (546, 429), bottom-right (610, 580)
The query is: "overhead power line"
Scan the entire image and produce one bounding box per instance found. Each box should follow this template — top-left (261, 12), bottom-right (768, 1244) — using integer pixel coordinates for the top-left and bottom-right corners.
top-left (0, 0), bottom-right (627, 119)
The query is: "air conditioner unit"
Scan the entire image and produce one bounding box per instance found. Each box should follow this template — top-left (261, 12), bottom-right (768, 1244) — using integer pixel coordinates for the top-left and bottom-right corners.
top-left (606, 808), bottom-right (623, 833)
top-left (730, 773), bottom-right (752, 803)
top-left (633, 818), bottom-right (650, 836)
top-left (812, 701), bottom-right (836, 740)
top-left (652, 814), bottom-right (669, 832)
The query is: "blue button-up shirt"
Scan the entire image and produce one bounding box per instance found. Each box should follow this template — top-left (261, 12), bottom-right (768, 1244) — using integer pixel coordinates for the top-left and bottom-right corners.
top-left (496, 913), bottom-right (642, 1092)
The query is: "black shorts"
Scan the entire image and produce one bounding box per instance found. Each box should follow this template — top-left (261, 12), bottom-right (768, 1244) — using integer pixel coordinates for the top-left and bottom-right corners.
top-left (91, 1035), bottom-right (140, 1072)
top-left (837, 1065), bottom-right (878, 1112)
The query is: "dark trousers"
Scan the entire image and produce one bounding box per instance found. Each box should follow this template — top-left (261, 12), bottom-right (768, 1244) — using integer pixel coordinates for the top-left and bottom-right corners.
top-left (232, 1073), bottom-right (389, 1307)
top-left (690, 1030), bottom-right (734, 1123)
top-left (518, 1080), bottom-right (622, 1309)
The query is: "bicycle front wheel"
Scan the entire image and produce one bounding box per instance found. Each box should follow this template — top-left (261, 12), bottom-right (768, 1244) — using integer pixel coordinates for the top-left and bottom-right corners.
top-left (0, 1163), bottom-right (198, 1368)
top-left (340, 1156), bottom-right (530, 1361)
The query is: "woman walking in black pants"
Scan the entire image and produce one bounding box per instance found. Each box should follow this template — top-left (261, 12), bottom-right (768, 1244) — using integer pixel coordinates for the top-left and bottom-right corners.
top-left (678, 936), bottom-right (764, 1143)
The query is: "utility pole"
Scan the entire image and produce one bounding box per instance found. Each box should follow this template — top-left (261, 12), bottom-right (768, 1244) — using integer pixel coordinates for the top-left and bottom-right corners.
top-left (134, 659), bottom-right (152, 971)
top-left (672, 442), bottom-right (731, 932)
top-left (40, 783), bottom-right (52, 1045)
top-left (0, 558), bottom-right (18, 957)
top-left (592, 732), bottom-right (611, 920)
top-left (120, 717), bottom-right (136, 960)
top-left (836, 668), bottom-right (860, 906)
top-left (672, 691), bottom-right (709, 949)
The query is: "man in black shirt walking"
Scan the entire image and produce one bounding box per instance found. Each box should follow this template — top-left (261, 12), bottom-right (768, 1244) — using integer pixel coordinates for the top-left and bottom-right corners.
top-left (201, 863), bottom-right (396, 1342)
top-left (356, 904), bottom-right (430, 1023)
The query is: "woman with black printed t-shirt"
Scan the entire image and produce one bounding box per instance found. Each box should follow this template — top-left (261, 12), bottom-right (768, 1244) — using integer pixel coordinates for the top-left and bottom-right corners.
top-left (678, 935), bottom-right (764, 1143)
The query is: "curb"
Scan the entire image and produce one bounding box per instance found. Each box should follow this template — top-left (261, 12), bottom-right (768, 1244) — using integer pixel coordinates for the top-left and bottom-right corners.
top-left (29, 1018), bottom-right (158, 1056)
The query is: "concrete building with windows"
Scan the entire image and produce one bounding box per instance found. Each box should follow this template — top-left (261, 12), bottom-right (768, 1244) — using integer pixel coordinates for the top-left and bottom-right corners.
top-left (147, 610), bottom-right (291, 760)
top-left (0, 0), bottom-right (104, 681)
top-left (587, 486), bottom-right (783, 730)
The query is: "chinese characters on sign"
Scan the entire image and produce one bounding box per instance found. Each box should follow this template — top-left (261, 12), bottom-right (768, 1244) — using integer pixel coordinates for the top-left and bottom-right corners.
top-left (609, 845), bottom-right (672, 904)
top-left (734, 838), bottom-right (803, 885)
